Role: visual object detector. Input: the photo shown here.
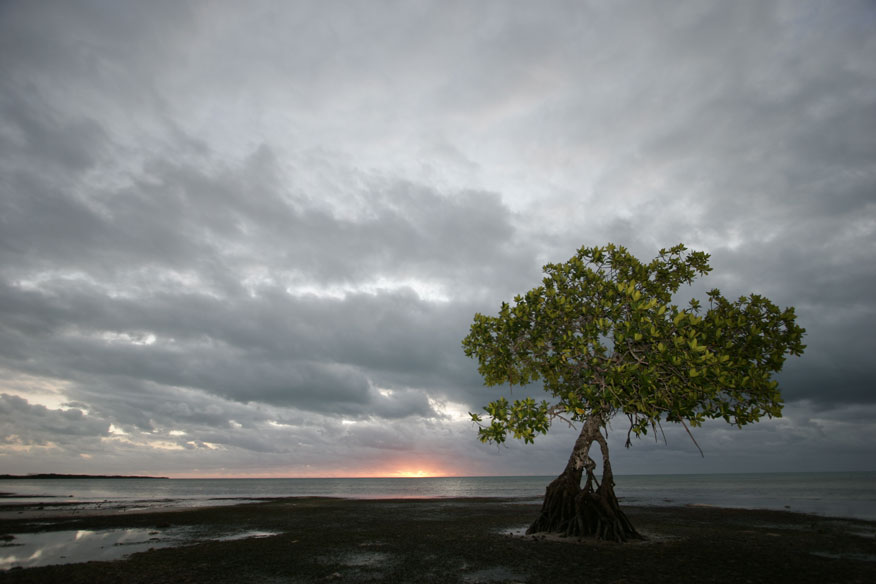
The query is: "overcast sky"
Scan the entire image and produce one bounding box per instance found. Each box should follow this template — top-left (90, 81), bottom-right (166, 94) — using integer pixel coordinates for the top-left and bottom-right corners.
top-left (1, 0), bottom-right (874, 479)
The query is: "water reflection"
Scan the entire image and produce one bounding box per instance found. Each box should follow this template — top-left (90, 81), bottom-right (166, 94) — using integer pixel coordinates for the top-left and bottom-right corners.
top-left (0, 527), bottom-right (277, 570)
top-left (0, 527), bottom-right (188, 570)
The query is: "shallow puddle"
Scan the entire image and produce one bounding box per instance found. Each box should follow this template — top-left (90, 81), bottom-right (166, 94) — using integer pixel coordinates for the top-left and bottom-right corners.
top-left (0, 527), bottom-right (192, 570)
top-left (498, 525), bottom-right (529, 537)
top-left (338, 551), bottom-right (391, 567)
top-left (215, 531), bottom-right (277, 542)
top-left (0, 528), bottom-right (279, 570)
top-left (462, 566), bottom-right (526, 583)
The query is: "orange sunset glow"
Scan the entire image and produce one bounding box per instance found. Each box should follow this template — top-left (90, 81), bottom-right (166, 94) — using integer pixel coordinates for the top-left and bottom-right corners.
top-left (364, 457), bottom-right (450, 479)
top-left (392, 469), bottom-right (443, 478)
top-left (162, 462), bottom-right (454, 479)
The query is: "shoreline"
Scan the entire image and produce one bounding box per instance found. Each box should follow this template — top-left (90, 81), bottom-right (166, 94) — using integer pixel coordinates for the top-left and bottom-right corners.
top-left (0, 474), bottom-right (168, 481)
top-left (3, 472), bottom-right (874, 523)
top-left (2, 497), bottom-right (875, 582)
top-left (2, 493), bottom-right (873, 524)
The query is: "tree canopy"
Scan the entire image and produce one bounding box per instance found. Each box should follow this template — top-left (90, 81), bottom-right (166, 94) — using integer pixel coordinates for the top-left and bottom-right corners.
top-left (462, 243), bottom-right (806, 450)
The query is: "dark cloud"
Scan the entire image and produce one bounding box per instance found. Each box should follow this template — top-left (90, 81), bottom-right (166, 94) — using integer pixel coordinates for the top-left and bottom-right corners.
top-left (0, 150), bottom-right (521, 417)
top-left (0, 394), bottom-right (107, 441)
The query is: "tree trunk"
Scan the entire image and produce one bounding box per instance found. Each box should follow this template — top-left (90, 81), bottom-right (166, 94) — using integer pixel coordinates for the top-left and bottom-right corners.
top-left (526, 415), bottom-right (641, 542)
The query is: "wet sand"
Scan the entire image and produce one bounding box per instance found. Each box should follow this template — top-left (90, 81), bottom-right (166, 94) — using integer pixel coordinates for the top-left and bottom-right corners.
top-left (2, 497), bottom-right (875, 583)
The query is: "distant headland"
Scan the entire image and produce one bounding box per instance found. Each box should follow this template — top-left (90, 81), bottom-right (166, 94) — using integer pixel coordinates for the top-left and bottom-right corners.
top-left (0, 473), bottom-right (168, 480)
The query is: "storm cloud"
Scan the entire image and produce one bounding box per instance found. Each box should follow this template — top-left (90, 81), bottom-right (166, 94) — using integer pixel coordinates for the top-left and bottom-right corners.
top-left (1, 0), bottom-right (874, 477)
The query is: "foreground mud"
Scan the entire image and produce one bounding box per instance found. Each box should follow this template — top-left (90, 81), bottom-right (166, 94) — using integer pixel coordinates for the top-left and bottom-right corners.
top-left (2, 497), bottom-right (875, 583)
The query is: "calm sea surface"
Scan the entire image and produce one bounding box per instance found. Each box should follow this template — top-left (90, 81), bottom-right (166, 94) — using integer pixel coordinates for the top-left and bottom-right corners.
top-left (2, 472), bottom-right (874, 520)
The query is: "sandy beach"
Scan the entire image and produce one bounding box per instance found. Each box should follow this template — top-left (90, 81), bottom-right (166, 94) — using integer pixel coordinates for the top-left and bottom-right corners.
top-left (2, 497), bottom-right (875, 583)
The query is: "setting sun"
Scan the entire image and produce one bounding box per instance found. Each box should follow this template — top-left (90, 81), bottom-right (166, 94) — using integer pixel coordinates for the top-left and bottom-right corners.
top-left (393, 469), bottom-right (443, 478)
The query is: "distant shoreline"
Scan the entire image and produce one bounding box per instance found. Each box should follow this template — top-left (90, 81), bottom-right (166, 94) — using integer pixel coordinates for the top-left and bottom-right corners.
top-left (0, 474), bottom-right (168, 480)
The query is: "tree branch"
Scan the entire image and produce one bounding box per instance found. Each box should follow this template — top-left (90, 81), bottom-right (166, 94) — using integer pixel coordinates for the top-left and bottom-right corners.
top-left (680, 420), bottom-right (704, 457)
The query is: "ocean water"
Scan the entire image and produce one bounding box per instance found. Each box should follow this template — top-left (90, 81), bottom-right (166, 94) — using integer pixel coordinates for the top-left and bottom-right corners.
top-left (614, 472), bottom-right (876, 520)
top-left (1, 472), bottom-right (874, 520)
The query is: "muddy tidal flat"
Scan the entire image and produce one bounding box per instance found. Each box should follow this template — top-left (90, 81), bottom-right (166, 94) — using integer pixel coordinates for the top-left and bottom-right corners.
top-left (2, 497), bottom-right (875, 583)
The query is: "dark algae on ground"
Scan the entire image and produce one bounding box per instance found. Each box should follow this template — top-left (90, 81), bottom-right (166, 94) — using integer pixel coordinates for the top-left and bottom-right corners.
top-left (2, 498), bottom-right (875, 583)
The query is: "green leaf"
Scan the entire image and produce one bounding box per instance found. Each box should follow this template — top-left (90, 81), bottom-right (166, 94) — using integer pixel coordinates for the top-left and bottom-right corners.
top-left (461, 242), bottom-right (806, 449)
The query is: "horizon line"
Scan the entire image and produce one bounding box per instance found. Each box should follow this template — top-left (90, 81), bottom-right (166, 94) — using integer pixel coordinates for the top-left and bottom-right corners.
top-left (4, 469), bottom-right (873, 480)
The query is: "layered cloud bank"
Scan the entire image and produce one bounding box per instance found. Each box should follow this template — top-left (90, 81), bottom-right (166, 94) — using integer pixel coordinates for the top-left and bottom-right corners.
top-left (1, 1), bottom-right (874, 476)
